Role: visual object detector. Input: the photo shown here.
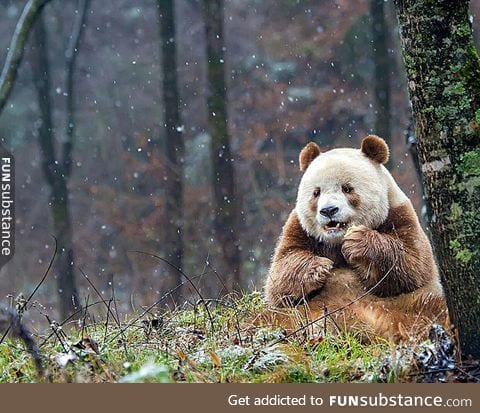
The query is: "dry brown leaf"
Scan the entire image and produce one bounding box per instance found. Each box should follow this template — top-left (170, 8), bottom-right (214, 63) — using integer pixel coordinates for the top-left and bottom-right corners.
top-left (209, 351), bottom-right (222, 368)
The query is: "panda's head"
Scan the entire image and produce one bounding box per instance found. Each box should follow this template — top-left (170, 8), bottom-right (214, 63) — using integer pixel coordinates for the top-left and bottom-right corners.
top-left (295, 135), bottom-right (407, 244)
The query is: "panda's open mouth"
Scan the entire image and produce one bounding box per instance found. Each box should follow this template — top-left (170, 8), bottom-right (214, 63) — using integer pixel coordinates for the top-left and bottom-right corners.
top-left (324, 220), bottom-right (347, 233)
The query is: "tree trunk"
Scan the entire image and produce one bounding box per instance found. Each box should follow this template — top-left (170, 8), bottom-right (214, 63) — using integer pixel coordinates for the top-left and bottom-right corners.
top-left (203, 0), bottom-right (241, 292)
top-left (0, 0), bottom-right (53, 115)
top-left (371, 0), bottom-right (392, 168)
top-left (51, 177), bottom-right (78, 319)
top-left (32, 12), bottom-right (82, 320)
top-left (157, 0), bottom-right (184, 300)
top-left (394, 0), bottom-right (480, 358)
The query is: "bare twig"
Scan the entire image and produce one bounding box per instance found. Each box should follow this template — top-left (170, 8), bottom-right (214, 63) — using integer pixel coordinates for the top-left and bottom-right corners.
top-left (105, 271), bottom-right (207, 345)
top-left (244, 264), bottom-right (396, 369)
top-left (279, 265), bottom-right (394, 342)
top-left (80, 294), bottom-right (90, 338)
top-left (209, 264), bottom-right (229, 297)
top-left (44, 314), bottom-right (68, 353)
top-left (0, 236), bottom-right (57, 347)
top-left (129, 250), bottom-right (215, 332)
top-left (38, 299), bottom-right (108, 348)
top-left (78, 267), bottom-right (120, 326)
top-left (103, 298), bottom-right (113, 346)
top-left (111, 276), bottom-right (121, 328)
top-left (23, 236), bottom-right (58, 311)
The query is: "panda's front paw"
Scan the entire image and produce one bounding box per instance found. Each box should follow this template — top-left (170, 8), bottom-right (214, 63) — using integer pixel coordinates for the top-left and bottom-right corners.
top-left (301, 257), bottom-right (334, 294)
top-left (341, 225), bottom-right (373, 264)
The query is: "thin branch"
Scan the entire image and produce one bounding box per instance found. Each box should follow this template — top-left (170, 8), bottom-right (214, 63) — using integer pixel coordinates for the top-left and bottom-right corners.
top-left (78, 267), bottom-right (129, 356)
top-left (0, 0), bottom-right (53, 115)
top-left (78, 267), bottom-right (120, 326)
top-left (63, 0), bottom-right (90, 177)
top-left (105, 271), bottom-right (207, 346)
top-left (244, 264), bottom-right (396, 370)
top-left (129, 250), bottom-right (215, 332)
top-left (0, 236), bottom-right (57, 346)
top-left (280, 265), bottom-right (395, 342)
top-left (32, 11), bottom-right (57, 186)
top-left (38, 299), bottom-right (111, 348)
top-left (23, 235), bottom-right (57, 311)
top-left (103, 298), bottom-right (113, 347)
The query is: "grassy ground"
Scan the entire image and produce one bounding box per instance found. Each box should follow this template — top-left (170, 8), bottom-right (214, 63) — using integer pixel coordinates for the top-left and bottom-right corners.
top-left (0, 291), bottom-right (428, 383)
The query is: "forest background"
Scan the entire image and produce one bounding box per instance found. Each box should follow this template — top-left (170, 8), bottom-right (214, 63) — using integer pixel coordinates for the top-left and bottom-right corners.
top-left (2, 0), bottom-right (480, 325)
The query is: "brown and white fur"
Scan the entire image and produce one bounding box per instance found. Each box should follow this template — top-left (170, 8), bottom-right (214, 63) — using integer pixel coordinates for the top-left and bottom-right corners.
top-left (264, 136), bottom-right (447, 342)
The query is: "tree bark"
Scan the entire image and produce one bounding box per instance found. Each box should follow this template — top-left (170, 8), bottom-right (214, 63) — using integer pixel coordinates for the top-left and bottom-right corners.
top-left (371, 0), bottom-right (392, 168)
top-left (394, 0), bottom-right (480, 358)
top-left (0, 0), bottom-right (52, 115)
top-left (203, 0), bottom-right (241, 292)
top-left (157, 0), bottom-right (184, 300)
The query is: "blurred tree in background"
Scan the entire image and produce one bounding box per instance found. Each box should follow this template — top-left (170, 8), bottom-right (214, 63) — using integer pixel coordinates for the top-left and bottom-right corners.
top-left (370, 0), bottom-right (392, 169)
top-left (31, 0), bottom-right (89, 319)
top-left (203, 0), bottom-right (241, 292)
top-left (157, 0), bottom-right (184, 299)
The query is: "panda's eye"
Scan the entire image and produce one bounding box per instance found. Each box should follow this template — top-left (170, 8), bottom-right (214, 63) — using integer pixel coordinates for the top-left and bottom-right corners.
top-left (342, 184), bottom-right (353, 194)
top-left (313, 188), bottom-right (320, 198)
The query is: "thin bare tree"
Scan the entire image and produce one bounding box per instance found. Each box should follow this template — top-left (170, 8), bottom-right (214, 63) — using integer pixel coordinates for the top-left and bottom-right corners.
top-left (31, 0), bottom-right (90, 319)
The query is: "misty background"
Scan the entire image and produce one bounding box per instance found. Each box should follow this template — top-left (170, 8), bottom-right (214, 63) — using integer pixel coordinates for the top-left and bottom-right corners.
top-left (1, 0), bottom-right (480, 326)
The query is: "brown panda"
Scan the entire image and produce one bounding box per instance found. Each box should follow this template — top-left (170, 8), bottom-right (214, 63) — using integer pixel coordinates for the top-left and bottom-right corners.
top-left (264, 135), bottom-right (447, 341)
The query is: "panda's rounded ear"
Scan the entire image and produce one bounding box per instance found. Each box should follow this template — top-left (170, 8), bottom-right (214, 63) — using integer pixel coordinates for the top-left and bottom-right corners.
top-left (299, 142), bottom-right (321, 171)
top-left (361, 135), bottom-right (389, 164)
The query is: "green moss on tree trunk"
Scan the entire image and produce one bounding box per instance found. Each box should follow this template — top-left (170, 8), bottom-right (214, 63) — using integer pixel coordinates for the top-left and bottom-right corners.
top-left (395, 0), bottom-right (480, 357)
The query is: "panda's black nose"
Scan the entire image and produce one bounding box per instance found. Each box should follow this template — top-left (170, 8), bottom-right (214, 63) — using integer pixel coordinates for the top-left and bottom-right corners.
top-left (320, 206), bottom-right (339, 218)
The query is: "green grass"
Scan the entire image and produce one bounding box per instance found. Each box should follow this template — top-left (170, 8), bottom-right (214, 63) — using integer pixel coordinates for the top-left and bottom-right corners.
top-left (0, 291), bottom-right (418, 383)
